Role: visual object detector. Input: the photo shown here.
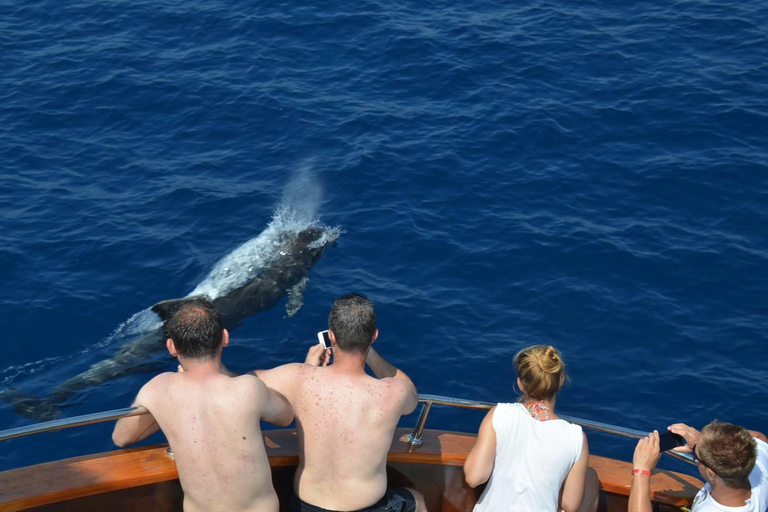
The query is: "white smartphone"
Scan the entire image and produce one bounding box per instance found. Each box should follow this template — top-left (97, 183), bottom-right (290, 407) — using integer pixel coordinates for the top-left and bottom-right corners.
top-left (317, 330), bottom-right (332, 350)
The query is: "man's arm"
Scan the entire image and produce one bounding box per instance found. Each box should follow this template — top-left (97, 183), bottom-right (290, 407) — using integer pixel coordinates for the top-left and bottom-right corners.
top-left (628, 431), bottom-right (661, 512)
top-left (366, 347), bottom-right (410, 382)
top-left (366, 347), bottom-right (418, 413)
top-left (304, 343), bottom-right (331, 367)
top-left (253, 376), bottom-right (294, 426)
top-left (219, 359), bottom-right (296, 425)
top-left (227, 343), bottom-right (327, 387)
top-left (254, 363), bottom-right (303, 398)
top-left (112, 385), bottom-right (160, 447)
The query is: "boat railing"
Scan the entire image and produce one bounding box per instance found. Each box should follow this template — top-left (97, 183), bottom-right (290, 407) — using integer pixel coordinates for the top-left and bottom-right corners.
top-left (406, 394), bottom-right (697, 466)
top-left (0, 406), bottom-right (147, 443)
top-left (0, 393), bottom-right (697, 466)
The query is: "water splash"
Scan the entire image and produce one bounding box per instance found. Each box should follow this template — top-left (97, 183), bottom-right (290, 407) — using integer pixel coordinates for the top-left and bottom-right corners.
top-left (102, 309), bottom-right (164, 345)
top-left (191, 168), bottom-right (340, 300)
top-left (280, 160), bottom-right (325, 224)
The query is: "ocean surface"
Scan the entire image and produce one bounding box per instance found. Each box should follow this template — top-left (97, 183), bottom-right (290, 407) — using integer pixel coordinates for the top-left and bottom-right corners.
top-left (1, 0), bottom-right (767, 478)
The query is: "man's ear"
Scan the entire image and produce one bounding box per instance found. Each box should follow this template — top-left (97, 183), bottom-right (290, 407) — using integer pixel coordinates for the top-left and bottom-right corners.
top-left (371, 329), bottom-right (379, 345)
top-left (221, 329), bottom-right (230, 348)
top-left (328, 329), bottom-right (337, 347)
top-left (166, 338), bottom-right (178, 358)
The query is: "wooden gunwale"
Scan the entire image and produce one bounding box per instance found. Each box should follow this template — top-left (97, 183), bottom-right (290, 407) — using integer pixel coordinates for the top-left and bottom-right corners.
top-left (0, 428), bottom-right (702, 512)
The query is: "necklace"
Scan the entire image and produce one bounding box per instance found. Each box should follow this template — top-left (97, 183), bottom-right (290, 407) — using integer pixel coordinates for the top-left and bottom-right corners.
top-left (525, 401), bottom-right (550, 421)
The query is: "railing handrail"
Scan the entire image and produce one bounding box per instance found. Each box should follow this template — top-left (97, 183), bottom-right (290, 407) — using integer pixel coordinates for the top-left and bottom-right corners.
top-left (415, 394), bottom-right (650, 437)
top-left (0, 393), bottom-right (697, 466)
top-left (0, 406), bottom-right (147, 443)
top-left (411, 394), bottom-right (697, 466)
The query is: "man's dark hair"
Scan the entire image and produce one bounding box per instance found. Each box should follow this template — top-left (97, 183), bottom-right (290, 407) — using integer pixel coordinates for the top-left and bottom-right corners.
top-left (329, 294), bottom-right (376, 354)
top-left (165, 299), bottom-right (224, 359)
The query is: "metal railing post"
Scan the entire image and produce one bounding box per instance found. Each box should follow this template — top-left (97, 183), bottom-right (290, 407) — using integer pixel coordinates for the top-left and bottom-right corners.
top-left (406, 400), bottom-right (433, 446)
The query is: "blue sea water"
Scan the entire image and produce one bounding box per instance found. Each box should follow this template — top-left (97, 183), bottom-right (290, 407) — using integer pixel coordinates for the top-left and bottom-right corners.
top-left (1, 0), bottom-right (767, 478)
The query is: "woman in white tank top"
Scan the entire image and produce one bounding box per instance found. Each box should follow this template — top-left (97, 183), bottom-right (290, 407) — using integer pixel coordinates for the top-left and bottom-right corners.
top-left (464, 345), bottom-right (594, 512)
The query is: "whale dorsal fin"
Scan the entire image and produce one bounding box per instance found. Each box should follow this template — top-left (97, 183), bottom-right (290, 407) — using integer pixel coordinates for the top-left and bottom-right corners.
top-left (151, 295), bottom-right (205, 321)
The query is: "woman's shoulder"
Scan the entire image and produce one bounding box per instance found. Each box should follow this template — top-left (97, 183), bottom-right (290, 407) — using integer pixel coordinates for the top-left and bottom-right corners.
top-left (494, 402), bottom-right (525, 415)
top-left (569, 418), bottom-right (582, 429)
top-left (491, 402), bottom-right (527, 424)
top-left (559, 419), bottom-right (585, 448)
top-left (564, 420), bottom-right (583, 436)
top-left (551, 414), bottom-right (582, 432)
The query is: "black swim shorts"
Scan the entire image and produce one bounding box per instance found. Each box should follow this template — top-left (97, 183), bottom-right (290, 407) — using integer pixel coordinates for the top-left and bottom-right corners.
top-left (290, 488), bottom-right (417, 512)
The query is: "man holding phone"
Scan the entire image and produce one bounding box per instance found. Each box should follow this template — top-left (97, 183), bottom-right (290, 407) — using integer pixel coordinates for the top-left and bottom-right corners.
top-left (231, 293), bottom-right (426, 512)
top-left (629, 422), bottom-right (768, 512)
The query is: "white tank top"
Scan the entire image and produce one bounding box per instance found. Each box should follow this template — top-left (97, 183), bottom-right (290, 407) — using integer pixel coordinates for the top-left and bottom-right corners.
top-left (473, 402), bottom-right (584, 512)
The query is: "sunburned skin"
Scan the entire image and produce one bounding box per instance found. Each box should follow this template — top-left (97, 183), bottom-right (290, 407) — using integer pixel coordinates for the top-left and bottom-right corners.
top-left (114, 353), bottom-right (293, 512)
top-left (254, 340), bottom-right (418, 511)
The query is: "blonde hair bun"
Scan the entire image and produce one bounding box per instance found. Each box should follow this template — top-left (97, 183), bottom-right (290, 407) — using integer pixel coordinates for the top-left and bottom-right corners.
top-left (514, 345), bottom-right (566, 401)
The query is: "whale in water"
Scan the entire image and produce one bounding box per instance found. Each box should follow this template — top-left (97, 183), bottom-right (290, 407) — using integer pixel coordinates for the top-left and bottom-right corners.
top-left (1, 209), bottom-right (340, 420)
top-left (154, 224), bottom-right (337, 324)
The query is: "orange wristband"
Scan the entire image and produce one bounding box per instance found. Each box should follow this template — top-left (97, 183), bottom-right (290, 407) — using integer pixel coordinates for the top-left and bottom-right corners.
top-left (633, 469), bottom-right (651, 476)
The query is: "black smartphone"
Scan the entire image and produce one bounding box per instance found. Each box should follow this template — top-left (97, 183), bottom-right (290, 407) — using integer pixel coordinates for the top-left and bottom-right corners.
top-left (658, 431), bottom-right (684, 452)
top-left (317, 330), bottom-right (331, 350)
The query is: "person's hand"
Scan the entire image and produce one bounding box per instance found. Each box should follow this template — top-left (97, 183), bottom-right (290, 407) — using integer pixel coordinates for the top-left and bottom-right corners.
top-left (305, 344), bottom-right (331, 367)
top-left (668, 423), bottom-right (700, 453)
top-left (633, 431), bottom-right (661, 472)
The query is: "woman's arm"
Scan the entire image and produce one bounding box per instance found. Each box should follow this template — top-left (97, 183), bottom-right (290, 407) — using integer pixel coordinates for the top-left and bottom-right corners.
top-left (464, 407), bottom-right (497, 487)
top-left (559, 432), bottom-right (589, 512)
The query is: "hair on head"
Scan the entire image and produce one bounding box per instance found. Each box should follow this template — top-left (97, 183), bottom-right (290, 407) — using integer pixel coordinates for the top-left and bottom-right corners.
top-left (514, 345), bottom-right (566, 401)
top-left (699, 420), bottom-right (757, 486)
top-left (165, 298), bottom-right (224, 360)
top-left (329, 294), bottom-right (376, 354)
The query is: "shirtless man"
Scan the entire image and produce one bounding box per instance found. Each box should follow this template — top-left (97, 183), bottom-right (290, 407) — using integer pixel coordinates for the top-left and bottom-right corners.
top-left (239, 293), bottom-right (426, 512)
top-left (112, 299), bottom-right (293, 512)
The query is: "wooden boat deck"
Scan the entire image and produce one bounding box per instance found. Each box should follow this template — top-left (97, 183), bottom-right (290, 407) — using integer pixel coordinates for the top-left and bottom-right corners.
top-left (0, 428), bottom-right (703, 512)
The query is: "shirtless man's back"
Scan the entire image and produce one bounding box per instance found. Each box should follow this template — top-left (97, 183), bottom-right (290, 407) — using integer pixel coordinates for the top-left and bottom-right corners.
top-left (253, 294), bottom-right (425, 512)
top-left (113, 299), bottom-right (292, 512)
